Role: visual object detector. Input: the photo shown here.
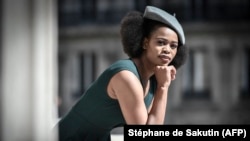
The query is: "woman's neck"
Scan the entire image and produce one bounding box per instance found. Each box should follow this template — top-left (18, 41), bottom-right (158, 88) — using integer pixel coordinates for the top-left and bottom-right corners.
top-left (132, 57), bottom-right (154, 84)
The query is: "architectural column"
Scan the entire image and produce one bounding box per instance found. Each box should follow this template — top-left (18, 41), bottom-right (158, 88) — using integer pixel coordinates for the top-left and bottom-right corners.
top-left (193, 51), bottom-right (204, 93)
top-left (0, 0), bottom-right (2, 139)
top-left (60, 53), bottom-right (77, 117)
top-left (1, 0), bottom-right (58, 141)
top-left (169, 67), bottom-right (184, 108)
top-left (95, 51), bottom-right (110, 77)
top-left (231, 43), bottom-right (241, 105)
top-left (83, 52), bottom-right (94, 90)
top-left (208, 42), bottom-right (221, 107)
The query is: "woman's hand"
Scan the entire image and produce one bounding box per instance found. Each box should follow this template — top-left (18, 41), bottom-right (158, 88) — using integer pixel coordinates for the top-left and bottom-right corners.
top-left (146, 65), bottom-right (176, 124)
top-left (154, 65), bottom-right (176, 88)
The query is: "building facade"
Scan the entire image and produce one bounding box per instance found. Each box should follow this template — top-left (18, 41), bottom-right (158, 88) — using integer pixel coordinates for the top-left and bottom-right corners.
top-left (57, 0), bottom-right (250, 134)
top-left (1, 1), bottom-right (249, 140)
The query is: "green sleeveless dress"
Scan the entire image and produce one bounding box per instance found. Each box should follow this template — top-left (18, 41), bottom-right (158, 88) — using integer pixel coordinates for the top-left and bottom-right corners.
top-left (58, 59), bottom-right (157, 141)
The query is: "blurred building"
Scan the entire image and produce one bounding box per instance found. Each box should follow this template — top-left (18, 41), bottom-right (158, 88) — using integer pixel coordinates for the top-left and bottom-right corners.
top-left (2, 0), bottom-right (249, 140)
top-left (57, 0), bottom-right (250, 134)
top-left (1, 1), bottom-right (249, 140)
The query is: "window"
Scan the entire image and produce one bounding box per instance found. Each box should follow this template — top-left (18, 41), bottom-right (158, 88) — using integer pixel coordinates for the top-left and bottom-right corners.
top-left (240, 47), bottom-right (250, 98)
top-left (182, 49), bottom-right (210, 99)
top-left (80, 52), bottom-right (96, 95)
top-left (58, 0), bottom-right (250, 27)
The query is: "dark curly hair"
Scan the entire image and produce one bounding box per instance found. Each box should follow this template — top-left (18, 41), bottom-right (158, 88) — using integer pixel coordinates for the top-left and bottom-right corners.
top-left (120, 11), bottom-right (188, 69)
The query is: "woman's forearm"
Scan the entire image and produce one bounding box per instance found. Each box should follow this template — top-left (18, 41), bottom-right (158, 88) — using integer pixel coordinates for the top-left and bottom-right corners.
top-left (146, 86), bottom-right (169, 124)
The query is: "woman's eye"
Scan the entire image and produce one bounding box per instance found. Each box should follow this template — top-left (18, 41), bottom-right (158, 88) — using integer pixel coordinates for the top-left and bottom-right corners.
top-left (170, 44), bottom-right (178, 49)
top-left (157, 40), bottom-right (165, 46)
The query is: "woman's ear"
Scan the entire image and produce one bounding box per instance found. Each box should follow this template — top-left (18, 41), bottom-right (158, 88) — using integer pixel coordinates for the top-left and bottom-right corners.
top-left (143, 38), bottom-right (149, 49)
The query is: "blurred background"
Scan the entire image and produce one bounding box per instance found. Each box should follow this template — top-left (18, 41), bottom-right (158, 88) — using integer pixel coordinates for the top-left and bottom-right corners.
top-left (1, 0), bottom-right (250, 140)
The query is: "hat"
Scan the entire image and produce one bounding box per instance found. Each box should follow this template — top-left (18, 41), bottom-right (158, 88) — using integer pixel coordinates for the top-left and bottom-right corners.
top-left (143, 6), bottom-right (185, 46)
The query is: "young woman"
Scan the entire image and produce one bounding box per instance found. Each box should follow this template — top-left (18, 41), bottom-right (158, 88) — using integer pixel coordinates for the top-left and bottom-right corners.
top-left (58, 6), bottom-right (188, 141)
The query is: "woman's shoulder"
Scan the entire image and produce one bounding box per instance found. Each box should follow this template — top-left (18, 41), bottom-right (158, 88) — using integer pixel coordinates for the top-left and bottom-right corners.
top-left (104, 58), bottom-right (139, 78)
top-left (108, 59), bottom-right (135, 70)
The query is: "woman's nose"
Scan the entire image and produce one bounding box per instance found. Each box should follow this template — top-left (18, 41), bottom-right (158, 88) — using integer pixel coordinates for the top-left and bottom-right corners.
top-left (162, 45), bottom-right (171, 53)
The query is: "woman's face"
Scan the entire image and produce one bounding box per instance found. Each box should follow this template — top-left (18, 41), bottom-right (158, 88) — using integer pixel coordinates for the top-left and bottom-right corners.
top-left (143, 26), bottom-right (178, 66)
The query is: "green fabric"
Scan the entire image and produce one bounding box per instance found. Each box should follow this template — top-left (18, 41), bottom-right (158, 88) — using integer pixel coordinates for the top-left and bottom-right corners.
top-left (58, 59), bottom-right (156, 141)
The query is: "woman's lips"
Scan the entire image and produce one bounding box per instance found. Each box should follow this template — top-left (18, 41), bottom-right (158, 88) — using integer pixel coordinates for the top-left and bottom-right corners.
top-left (159, 54), bottom-right (171, 63)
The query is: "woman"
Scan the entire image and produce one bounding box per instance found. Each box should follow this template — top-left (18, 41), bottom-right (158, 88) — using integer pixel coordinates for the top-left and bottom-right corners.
top-left (58, 6), bottom-right (188, 141)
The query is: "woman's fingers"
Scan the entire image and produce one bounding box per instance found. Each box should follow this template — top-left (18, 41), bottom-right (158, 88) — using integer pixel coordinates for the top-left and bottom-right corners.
top-left (154, 65), bottom-right (176, 87)
top-left (169, 65), bottom-right (176, 80)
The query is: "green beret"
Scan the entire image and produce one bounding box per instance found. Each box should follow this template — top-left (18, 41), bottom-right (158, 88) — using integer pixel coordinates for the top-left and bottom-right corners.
top-left (143, 6), bottom-right (185, 46)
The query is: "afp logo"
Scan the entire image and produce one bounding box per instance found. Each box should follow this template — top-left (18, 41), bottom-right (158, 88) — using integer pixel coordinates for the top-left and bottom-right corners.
top-left (222, 129), bottom-right (246, 138)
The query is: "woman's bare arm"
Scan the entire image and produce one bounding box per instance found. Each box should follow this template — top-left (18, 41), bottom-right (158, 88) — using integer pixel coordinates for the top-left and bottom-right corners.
top-left (108, 70), bottom-right (148, 124)
top-left (107, 65), bottom-right (176, 125)
top-left (147, 65), bottom-right (176, 124)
